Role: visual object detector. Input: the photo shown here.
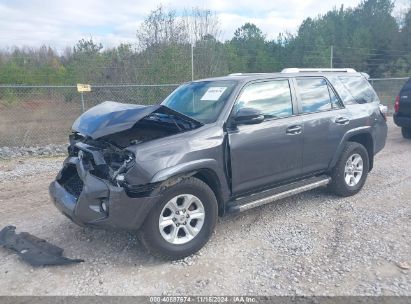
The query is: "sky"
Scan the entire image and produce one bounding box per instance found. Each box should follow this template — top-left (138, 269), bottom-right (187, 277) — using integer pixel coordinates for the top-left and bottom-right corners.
top-left (0, 0), bottom-right (409, 51)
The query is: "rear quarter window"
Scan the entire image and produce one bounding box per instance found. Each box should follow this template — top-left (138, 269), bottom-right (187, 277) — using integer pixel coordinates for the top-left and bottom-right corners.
top-left (329, 76), bottom-right (379, 104)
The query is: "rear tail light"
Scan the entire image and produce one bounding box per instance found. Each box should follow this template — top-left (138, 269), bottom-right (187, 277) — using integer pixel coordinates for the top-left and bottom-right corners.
top-left (379, 104), bottom-right (387, 121)
top-left (394, 96), bottom-right (400, 113)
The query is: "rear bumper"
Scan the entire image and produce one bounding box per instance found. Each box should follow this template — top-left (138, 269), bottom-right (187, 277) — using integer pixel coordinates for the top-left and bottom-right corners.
top-left (49, 156), bottom-right (159, 231)
top-left (394, 113), bottom-right (411, 128)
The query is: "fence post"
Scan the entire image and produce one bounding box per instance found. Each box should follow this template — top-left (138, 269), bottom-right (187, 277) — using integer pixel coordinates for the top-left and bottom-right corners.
top-left (191, 43), bottom-right (194, 81)
top-left (330, 45), bottom-right (333, 68)
top-left (77, 84), bottom-right (91, 112)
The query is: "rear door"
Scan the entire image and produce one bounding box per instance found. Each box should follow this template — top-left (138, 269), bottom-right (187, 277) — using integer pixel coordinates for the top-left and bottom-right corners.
top-left (228, 79), bottom-right (303, 195)
top-left (295, 77), bottom-right (349, 175)
top-left (399, 78), bottom-right (411, 116)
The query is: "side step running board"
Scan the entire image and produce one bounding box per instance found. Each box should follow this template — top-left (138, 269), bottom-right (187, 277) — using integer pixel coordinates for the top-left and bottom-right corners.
top-left (227, 175), bottom-right (331, 213)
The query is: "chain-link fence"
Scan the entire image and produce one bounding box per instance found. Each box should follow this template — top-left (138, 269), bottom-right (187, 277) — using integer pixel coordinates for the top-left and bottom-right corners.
top-left (0, 77), bottom-right (408, 147)
top-left (369, 78), bottom-right (409, 114)
top-left (0, 84), bottom-right (178, 147)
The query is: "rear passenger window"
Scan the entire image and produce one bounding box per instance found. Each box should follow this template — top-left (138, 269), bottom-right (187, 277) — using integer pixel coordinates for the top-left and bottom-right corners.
top-left (328, 85), bottom-right (342, 109)
top-left (338, 76), bottom-right (379, 104)
top-left (296, 78), bottom-right (340, 113)
top-left (235, 79), bottom-right (293, 118)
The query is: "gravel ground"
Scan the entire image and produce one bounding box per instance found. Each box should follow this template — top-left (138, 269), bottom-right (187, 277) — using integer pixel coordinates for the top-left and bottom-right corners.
top-left (0, 118), bottom-right (410, 296)
top-left (0, 144), bottom-right (67, 160)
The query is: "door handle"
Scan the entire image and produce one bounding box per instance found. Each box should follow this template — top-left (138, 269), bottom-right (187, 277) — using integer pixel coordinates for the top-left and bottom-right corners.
top-left (335, 117), bottom-right (350, 125)
top-left (286, 125), bottom-right (302, 135)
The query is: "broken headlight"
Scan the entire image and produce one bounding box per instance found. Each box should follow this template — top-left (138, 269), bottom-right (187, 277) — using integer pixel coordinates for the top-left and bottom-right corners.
top-left (99, 150), bottom-right (135, 186)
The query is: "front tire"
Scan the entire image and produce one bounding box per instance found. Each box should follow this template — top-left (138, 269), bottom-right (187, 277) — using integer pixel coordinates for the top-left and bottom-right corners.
top-left (139, 177), bottom-right (218, 260)
top-left (402, 127), bottom-right (411, 139)
top-left (329, 142), bottom-right (369, 197)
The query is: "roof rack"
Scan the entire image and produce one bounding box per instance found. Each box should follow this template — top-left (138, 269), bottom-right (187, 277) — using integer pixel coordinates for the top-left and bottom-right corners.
top-left (360, 72), bottom-right (370, 79)
top-left (227, 73), bottom-right (269, 76)
top-left (281, 68), bottom-right (357, 73)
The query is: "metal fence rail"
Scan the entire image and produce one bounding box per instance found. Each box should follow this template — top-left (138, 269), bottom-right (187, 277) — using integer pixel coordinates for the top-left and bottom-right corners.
top-left (0, 77), bottom-right (408, 147)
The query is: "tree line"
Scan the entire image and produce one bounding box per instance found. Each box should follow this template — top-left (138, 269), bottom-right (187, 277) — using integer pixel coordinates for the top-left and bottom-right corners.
top-left (0, 0), bottom-right (410, 86)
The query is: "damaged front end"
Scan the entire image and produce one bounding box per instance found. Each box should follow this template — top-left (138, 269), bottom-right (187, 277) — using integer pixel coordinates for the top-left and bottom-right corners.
top-left (49, 101), bottom-right (202, 231)
top-left (67, 136), bottom-right (135, 186)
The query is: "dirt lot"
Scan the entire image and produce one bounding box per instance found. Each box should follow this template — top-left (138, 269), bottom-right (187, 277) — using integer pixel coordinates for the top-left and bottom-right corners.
top-left (0, 118), bottom-right (410, 296)
top-left (0, 99), bottom-right (82, 147)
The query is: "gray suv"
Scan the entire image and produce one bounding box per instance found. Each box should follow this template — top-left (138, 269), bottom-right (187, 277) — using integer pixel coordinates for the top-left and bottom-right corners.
top-left (49, 68), bottom-right (388, 259)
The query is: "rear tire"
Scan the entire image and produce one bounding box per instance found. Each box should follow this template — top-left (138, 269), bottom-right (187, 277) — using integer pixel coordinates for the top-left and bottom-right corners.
top-left (329, 142), bottom-right (369, 197)
top-left (401, 127), bottom-right (411, 139)
top-left (139, 177), bottom-right (218, 260)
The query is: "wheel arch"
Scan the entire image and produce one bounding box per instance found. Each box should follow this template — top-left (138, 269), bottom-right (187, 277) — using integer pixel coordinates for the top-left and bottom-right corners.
top-left (192, 169), bottom-right (225, 216)
top-left (330, 127), bottom-right (374, 172)
top-left (347, 133), bottom-right (374, 171)
top-left (150, 160), bottom-right (228, 216)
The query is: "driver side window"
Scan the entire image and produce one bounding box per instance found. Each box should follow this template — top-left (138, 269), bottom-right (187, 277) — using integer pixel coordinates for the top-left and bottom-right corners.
top-left (235, 79), bottom-right (293, 119)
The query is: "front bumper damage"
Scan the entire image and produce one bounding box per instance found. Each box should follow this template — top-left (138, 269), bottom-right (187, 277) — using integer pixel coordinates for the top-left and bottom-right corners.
top-left (50, 102), bottom-right (203, 231)
top-left (49, 147), bottom-right (160, 231)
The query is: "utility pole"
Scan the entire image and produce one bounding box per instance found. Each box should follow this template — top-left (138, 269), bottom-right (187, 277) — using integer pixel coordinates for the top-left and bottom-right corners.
top-left (191, 43), bottom-right (194, 81)
top-left (330, 45), bottom-right (334, 68)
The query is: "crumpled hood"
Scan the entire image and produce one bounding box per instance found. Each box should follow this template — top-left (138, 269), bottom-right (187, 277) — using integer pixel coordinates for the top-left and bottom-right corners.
top-left (72, 101), bottom-right (162, 139)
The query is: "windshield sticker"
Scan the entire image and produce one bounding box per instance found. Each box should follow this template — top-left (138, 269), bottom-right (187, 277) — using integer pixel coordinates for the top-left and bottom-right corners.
top-left (200, 87), bottom-right (227, 101)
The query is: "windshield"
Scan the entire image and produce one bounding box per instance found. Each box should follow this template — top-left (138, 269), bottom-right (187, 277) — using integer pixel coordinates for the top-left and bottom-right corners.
top-left (162, 80), bottom-right (238, 124)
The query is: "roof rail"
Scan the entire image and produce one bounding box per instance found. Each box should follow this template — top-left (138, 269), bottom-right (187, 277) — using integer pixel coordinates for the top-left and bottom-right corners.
top-left (360, 72), bottom-right (370, 79)
top-left (281, 68), bottom-right (357, 73)
top-left (227, 73), bottom-right (269, 76)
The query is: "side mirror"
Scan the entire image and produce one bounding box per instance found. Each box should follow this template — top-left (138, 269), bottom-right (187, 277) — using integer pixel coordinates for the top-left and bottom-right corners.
top-left (233, 107), bottom-right (264, 125)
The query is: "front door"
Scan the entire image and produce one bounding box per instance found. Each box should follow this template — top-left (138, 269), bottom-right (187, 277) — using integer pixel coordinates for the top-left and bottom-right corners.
top-left (228, 79), bottom-right (303, 195)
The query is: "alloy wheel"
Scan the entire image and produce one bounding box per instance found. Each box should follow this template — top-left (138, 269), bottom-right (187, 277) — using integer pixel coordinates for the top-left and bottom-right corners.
top-left (158, 194), bottom-right (205, 245)
top-left (344, 153), bottom-right (363, 187)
